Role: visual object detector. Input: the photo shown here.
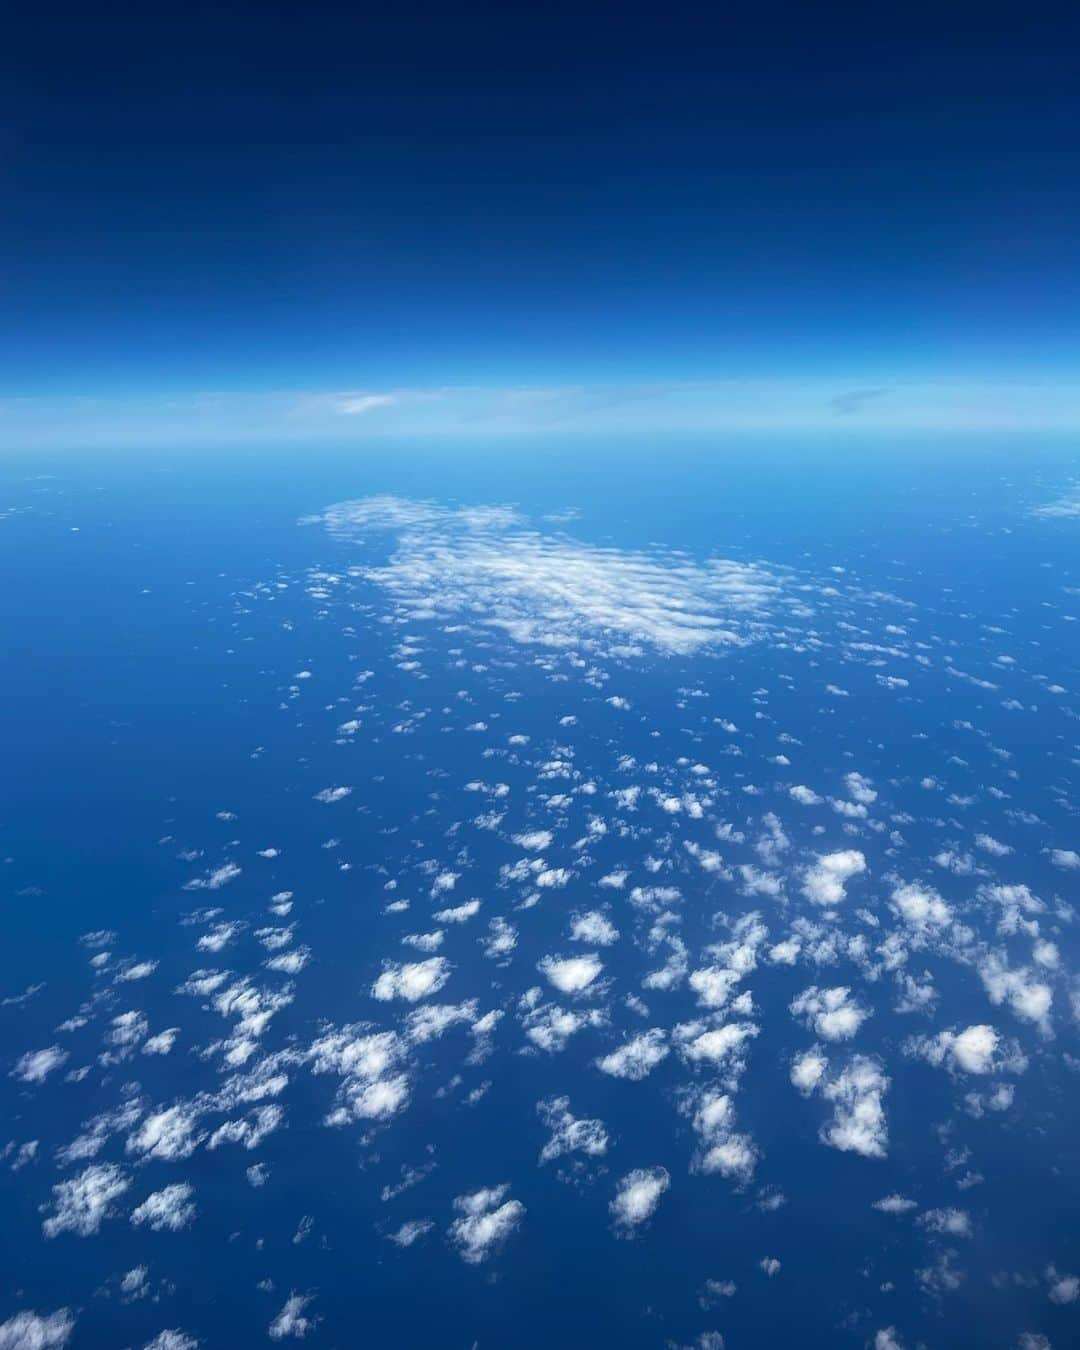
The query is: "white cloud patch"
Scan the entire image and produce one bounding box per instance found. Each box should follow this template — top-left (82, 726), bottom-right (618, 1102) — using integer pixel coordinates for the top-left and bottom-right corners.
top-left (317, 496), bottom-right (792, 656)
top-left (42, 1163), bottom-right (129, 1237)
top-left (12, 1047), bottom-right (68, 1084)
top-left (371, 957), bottom-right (451, 1003)
top-left (610, 1166), bottom-right (670, 1236)
top-left (793, 1053), bottom-right (890, 1158)
top-left (0, 1310), bottom-right (76, 1349)
top-left (790, 986), bottom-right (870, 1041)
top-left (448, 1185), bottom-right (525, 1263)
top-left (268, 1293), bottom-right (315, 1341)
top-left (538, 954), bottom-right (604, 995)
top-left (537, 1096), bottom-right (609, 1163)
top-left (802, 851), bottom-right (866, 907)
top-left (130, 1183), bottom-right (197, 1232)
top-left (596, 1029), bottom-right (669, 1081)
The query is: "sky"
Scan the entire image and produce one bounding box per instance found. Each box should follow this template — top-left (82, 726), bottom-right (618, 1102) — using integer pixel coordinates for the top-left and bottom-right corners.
top-left (2, 4), bottom-right (1080, 444)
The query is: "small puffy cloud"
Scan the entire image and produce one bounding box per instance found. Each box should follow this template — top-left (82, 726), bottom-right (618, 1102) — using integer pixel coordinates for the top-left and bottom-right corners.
top-left (448, 1185), bottom-right (525, 1263)
top-left (802, 851), bottom-right (866, 907)
top-left (789, 785), bottom-right (823, 806)
top-left (42, 1163), bottom-right (129, 1238)
top-left (371, 957), bottom-right (450, 1003)
top-left (12, 1046), bottom-right (68, 1084)
top-left (790, 986), bottom-right (869, 1041)
top-left (126, 1106), bottom-right (203, 1162)
top-left (978, 955), bottom-right (1053, 1033)
top-left (387, 1219), bottom-right (433, 1248)
top-left (143, 1028), bottom-right (180, 1056)
top-left (873, 1194), bottom-right (917, 1214)
top-left (569, 911), bottom-right (619, 945)
top-left (610, 1167), bottom-right (670, 1237)
top-left (919, 1024), bottom-right (999, 1075)
top-left (513, 830), bottom-right (553, 851)
top-left (268, 1293), bottom-right (315, 1341)
top-left (795, 1055), bottom-right (889, 1158)
top-left (537, 1096), bottom-right (608, 1163)
top-left (143, 1334), bottom-right (199, 1350)
top-left (313, 786), bottom-right (352, 803)
top-left (131, 1183), bottom-right (197, 1232)
top-left (1046, 1265), bottom-right (1079, 1305)
top-left (537, 954), bottom-right (603, 995)
top-left (1049, 848), bottom-right (1080, 871)
top-left (918, 1207), bottom-right (972, 1238)
top-left (679, 1021), bottom-right (758, 1071)
top-left (891, 882), bottom-right (951, 929)
top-left (182, 862), bottom-right (241, 891)
top-left (790, 1047), bottom-right (829, 1094)
top-left (596, 1029), bottom-right (669, 1081)
top-left (690, 1092), bottom-right (757, 1186)
top-left (434, 900), bottom-right (480, 924)
top-left (845, 772), bottom-right (877, 805)
top-left (873, 1330), bottom-right (904, 1350)
top-left (0, 1310), bottom-right (76, 1350)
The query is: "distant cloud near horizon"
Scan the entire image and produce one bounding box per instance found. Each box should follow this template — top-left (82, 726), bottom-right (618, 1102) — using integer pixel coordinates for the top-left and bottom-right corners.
top-left (334, 393), bottom-right (398, 415)
top-left (3, 379), bottom-right (1080, 450)
top-left (830, 386), bottom-right (892, 415)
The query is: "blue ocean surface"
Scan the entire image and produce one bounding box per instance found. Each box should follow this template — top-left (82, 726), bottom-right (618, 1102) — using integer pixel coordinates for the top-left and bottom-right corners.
top-left (1, 437), bottom-right (1078, 1349)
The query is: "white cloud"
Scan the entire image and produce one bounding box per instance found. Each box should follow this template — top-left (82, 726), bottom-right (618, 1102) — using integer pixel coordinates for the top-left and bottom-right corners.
top-left (386, 1219), bottom-right (433, 1247)
top-left (891, 882), bottom-right (951, 929)
top-left (537, 1096), bottom-right (609, 1163)
top-left (308, 1026), bottom-right (411, 1125)
top-left (130, 1183), bottom-right (197, 1232)
top-left (335, 393), bottom-right (397, 415)
top-left (313, 786), bottom-right (352, 803)
top-left (371, 957), bottom-right (451, 1003)
top-left (42, 1163), bottom-right (129, 1237)
top-left (268, 1293), bottom-right (315, 1340)
top-left (143, 1333), bottom-right (199, 1350)
top-left (690, 1092), bottom-right (757, 1186)
top-left (978, 954), bottom-right (1053, 1032)
top-left (182, 862), bottom-right (241, 891)
top-left (596, 1029), bottom-right (669, 1081)
top-left (12, 1046), bottom-right (68, 1084)
top-left (610, 1167), bottom-right (670, 1237)
top-left (873, 1194), bottom-right (917, 1214)
top-left (0, 1310), bottom-right (75, 1350)
top-left (1047, 1266), bottom-right (1079, 1304)
top-left (448, 1185), bottom-right (525, 1263)
top-left (679, 1021), bottom-right (759, 1071)
top-left (795, 1055), bottom-right (889, 1158)
top-left (143, 1028), bottom-right (180, 1056)
top-left (126, 1106), bottom-right (203, 1162)
top-left (909, 1024), bottom-right (1000, 1075)
top-left (790, 1047), bottom-right (829, 1094)
top-left (537, 954), bottom-right (603, 995)
top-left (1032, 485), bottom-right (1080, 518)
top-left (434, 899), bottom-right (481, 923)
top-left (919, 1207), bottom-right (972, 1237)
top-left (323, 496), bottom-right (789, 656)
top-left (802, 851), bottom-right (866, 907)
top-left (513, 830), bottom-right (553, 851)
top-left (569, 911), bottom-right (619, 945)
top-left (790, 986), bottom-right (869, 1041)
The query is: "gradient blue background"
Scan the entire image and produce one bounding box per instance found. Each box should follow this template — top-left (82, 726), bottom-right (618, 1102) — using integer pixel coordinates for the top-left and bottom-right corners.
top-left (3, 2), bottom-right (1080, 405)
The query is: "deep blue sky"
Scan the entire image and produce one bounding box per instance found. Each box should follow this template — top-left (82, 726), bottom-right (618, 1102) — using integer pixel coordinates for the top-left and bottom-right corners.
top-left (3, 4), bottom-right (1079, 399)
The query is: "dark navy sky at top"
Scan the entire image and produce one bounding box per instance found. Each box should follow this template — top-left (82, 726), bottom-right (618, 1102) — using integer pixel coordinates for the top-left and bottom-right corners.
top-left (3, 3), bottom-right (1079, 394)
